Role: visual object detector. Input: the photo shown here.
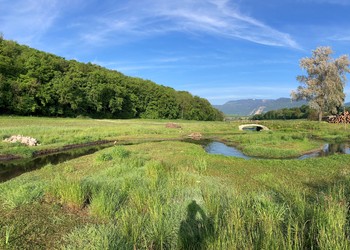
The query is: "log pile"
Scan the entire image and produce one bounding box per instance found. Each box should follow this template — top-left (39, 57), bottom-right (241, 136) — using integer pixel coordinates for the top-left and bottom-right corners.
top-left (328, 111), bottom-right (350, 124)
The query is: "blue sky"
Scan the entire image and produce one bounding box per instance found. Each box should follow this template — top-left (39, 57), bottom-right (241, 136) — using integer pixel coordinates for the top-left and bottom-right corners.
top-left (1, 0), bottom-right (350, 104)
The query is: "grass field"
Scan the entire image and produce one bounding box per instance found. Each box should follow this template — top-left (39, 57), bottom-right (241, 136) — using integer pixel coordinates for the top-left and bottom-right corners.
top-left (1, 116), bottom-right (350, 249)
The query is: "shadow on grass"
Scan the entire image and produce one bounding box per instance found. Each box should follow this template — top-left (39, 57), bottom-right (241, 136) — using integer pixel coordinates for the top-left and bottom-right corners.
top-left (179, 200), bottom-right (214, 250)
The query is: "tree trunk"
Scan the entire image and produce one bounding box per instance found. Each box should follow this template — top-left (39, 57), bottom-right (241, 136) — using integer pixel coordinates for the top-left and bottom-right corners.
top-left (318, 111), bottom-right (323, 122)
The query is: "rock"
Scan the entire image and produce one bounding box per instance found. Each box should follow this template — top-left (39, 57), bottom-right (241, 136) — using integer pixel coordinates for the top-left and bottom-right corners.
top-left (3, 135), bottom-right (39, 146)
top-left (188, 132), bottom-right (202, 140)
top-left (165, 123), bottom-right (182, 129)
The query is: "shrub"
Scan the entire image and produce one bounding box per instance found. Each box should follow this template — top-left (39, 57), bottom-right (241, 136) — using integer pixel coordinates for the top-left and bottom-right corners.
top-left (96, 153), bottom-right (113, 162)
top-left (112, 146), bottom-right (130, 159)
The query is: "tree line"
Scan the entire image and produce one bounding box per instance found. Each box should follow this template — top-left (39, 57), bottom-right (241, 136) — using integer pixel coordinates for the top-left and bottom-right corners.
top-left (0, 37), bottom-right (223, 121)
top-left (252, 105), bottom-right (310, 120)
top-left (252, 105), bottom-right (350, 121)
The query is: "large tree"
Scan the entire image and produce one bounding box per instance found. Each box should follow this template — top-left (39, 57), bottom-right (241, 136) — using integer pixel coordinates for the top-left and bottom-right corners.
top-left (291, 46), bottom-right (350, 121)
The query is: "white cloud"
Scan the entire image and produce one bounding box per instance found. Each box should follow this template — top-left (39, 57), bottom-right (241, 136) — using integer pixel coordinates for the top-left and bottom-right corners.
top-left (299, 0), bottom-right (350, 5)
top-left (0, 0), bottom-right (88, 46)
top-left (0, 0), bottom-right (58, 43)
top-left (184, 85), bottom-right (295, 104)
top-left (82, 0), bottom-right (300, 49)
top-left (193, 84), bottom-right (292, 104)
top-left (329, 35), bottom-right (350, 42)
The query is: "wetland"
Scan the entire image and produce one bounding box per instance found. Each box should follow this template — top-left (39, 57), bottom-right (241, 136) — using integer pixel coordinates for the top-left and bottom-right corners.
top-left (1, 116), bottom-right (350, 249)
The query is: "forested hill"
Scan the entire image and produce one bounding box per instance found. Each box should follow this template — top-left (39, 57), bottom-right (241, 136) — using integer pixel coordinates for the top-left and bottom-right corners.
top-left (0, 38), bottom-right (223, 121)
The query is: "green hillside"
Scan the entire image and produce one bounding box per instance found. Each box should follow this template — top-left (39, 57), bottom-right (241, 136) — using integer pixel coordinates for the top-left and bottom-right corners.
top-left (0, 38), bottom-right (223, 120)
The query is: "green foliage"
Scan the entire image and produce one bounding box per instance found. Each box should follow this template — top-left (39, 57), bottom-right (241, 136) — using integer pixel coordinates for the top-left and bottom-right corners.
top-left (111, 146), bottom-right (130, 159)
top-left (0, 38), bottom-right (223, 121)
top-left (62, 224), bottom-right (123, 249)
top-left (292, 46), bottom-right (350, 121)
top-left (89, 186), bottom-right (127, 219)
top-left (48, 177), bottom-right (88, 208)
top-left (95, 153), bottom-right (113, 162)
top-left (2, 119), bottom-right (350, 248)
top-left (253, 105), bottom-right (311, 120)
top-left (0, 178), bottom-right (45, 209)
top-left (194, 157), bottom-right (208, 174)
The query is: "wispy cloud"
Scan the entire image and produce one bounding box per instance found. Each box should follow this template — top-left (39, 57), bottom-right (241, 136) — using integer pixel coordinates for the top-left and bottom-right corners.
top-left (82, 0), bottom-right (300, 49)
top-left (0, 0), bottom-right (88, 47)
top-left (298, 0), bottom-right (350, 5)
top-left (0, 0), bottom-right (61, 43)
top-left (329, 35), bottom-right (350, 42)
top-left (93, 55), bottom-right (295, 75)
top-left (92, 56), bottom-right (190, 73)
top-left (189, 85), bottom-right (294, 104)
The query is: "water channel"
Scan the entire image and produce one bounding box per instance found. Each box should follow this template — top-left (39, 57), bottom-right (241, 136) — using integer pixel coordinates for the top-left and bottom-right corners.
top-left (204, 141), bottom-right (350, 160)
top-left (0, 144), bottom-right (111, 182)
top-left (1, 140), bottom-right (350, 183)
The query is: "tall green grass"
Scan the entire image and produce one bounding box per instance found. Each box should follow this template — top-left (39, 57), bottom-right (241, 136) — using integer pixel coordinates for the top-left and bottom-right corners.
top-left (0, 176), bottom-right (45, 209)
top-left (1, 117), bottom-right (350, 248)
top-left (58, 150), bottom-right (350, 249)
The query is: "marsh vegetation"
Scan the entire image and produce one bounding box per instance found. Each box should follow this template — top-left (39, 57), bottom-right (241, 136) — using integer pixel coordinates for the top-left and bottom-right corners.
top-left (1, 117), bottom-right (350, 249)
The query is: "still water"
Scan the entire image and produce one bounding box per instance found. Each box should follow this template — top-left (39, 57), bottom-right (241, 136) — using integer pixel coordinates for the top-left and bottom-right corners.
top-left (298, 143), bottom-right (350, 159)
top-left (204, 141), bottom-right (350, 160)
top-left (1, 140), bottom-right (350, 183)
top-left (204, 142), bottom-right (252, 159)
top-left (0, 145), bottom-right (109, 182)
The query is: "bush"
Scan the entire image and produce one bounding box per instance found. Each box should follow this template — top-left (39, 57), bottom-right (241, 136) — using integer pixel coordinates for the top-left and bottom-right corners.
top-left (96, 153), bottom-right (113, 162)
top-left (112, 146), bottom-right (130, 159)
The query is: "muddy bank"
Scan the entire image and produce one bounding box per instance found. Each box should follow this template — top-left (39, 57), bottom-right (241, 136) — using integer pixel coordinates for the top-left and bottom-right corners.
top-left (0, 154), bottom-right (21, 161)
top-left (0, 140), bottom-right (113, 162)
top-left (33, 140), bottom-right (113, 157)
top-left (0, 137), bottom-right (191, 182)
top-left (0, 136), bottom-right (189, 164)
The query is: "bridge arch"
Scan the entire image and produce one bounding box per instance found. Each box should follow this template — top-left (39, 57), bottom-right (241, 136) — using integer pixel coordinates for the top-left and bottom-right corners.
top-left (238, 124), bottom-right (269, 131)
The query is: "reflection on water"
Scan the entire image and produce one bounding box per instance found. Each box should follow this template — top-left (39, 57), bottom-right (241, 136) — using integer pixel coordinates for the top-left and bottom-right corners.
top-left (205, 141), bottom-right (350, 160)
top-left (0, 145), bottom-right (110, 182)
top-left (204, 142), bottom-right (251, 159)
top-left (298, 143), bottom-right (350, 159)
top-left (2, 140), bottom-right (350, 183)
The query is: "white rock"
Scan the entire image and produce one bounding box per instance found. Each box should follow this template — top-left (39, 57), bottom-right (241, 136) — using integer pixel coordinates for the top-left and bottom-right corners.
top-left (3, 135), bottom-right (39, 146)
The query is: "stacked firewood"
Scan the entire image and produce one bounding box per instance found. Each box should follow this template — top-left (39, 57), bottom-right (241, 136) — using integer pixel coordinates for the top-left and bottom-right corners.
top-left (328, 111), bottom-right (350, 123)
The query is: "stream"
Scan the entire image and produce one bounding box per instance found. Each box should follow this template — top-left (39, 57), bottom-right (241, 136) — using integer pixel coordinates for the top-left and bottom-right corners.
top-left (1, 140), bottom-right (349, 183)
top-left (0, 144), bottom-right (110, 182)
top-left (204, 141), bottom-right (350, 160)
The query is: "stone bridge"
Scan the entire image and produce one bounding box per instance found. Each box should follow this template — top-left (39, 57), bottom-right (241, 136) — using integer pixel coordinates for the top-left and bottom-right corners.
top-left (238, 124), bottom-right (269, 131)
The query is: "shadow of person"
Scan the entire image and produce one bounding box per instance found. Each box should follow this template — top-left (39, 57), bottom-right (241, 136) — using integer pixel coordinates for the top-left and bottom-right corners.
top-left (179, 200), bottom-right (214, 250)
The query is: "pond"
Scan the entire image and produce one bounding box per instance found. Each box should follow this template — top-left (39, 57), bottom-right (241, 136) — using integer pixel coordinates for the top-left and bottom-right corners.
top-left (204, 141), bottom-right (350, 160)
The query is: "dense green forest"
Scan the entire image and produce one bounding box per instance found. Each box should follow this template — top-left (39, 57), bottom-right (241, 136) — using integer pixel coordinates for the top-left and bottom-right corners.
top-left (0, 37), bottom-right (223, 120)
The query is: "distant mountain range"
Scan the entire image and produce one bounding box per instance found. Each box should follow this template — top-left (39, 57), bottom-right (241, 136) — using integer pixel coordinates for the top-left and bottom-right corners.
top-left (214, 98), bottom-right (350, 116)
top-left (214, 98), bottom-right (307, 116)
